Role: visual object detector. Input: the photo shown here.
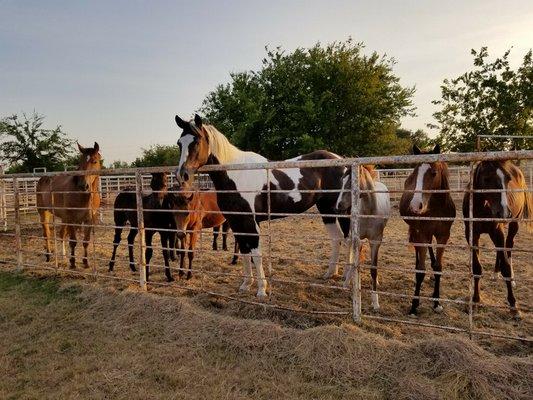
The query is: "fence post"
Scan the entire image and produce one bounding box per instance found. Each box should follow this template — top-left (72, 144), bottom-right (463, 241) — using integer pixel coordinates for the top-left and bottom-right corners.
top-left (468, 162), bottom-right (475, 339)
top-left (0, 174), bottom-right (6, 231)
top-left (135, 171), bottom-right (147, 291)
top-left (12, 178), bottom-right (23, 271)
top-left (350, 163), bottom-right (362, 322)
top-left (266, 168), bottom-right (273, 298)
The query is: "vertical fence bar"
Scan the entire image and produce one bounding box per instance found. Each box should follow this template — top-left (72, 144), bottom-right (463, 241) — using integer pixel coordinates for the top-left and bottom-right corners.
top-left (1, 174), bottom-right (6, 231)
top-left (49, 178), bottom-right (59, 273)
top-left (468, 162), bottom-right (475, 339)
top-left (266, 168), bottom-right (273, 298)
top-left (12, 178), bottom-right (23, 271)
top-left (135, 171), bottom-right (147, 291)
top-left (350, 163), bottom-right (362, 322)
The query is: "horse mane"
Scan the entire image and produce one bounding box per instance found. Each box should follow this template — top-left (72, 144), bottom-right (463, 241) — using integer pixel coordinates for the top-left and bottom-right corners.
top-left (203, 124), bottom-right (244, 164)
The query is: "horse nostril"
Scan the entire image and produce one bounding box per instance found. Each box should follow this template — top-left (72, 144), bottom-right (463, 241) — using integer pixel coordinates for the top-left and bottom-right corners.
top-left (418, 204), bottom-right (422, 210)
top-left (183, 172), bottom-right (189, 182)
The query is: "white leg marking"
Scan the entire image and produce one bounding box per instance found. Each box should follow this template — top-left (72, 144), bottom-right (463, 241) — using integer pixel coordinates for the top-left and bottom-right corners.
top-left (409, 164), bottom-right (430, 213)
top-left (239, 253), bottom-right (253, 292)
top-left (324, 222), bottom-right (344, 279)
top-left (251, 246), bottom-right (267, 298)
top-left (371, 292), bottom-right (380, 311)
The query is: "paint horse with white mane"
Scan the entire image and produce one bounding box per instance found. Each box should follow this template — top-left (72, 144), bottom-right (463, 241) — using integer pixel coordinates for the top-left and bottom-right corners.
top-left (333, 165), bottom-right (390, 311)
top-left (174, 114), bottom-right (348, 298)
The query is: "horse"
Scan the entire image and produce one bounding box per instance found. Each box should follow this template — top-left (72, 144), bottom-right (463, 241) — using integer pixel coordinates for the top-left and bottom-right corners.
top-left (36, 142), bottom-right (101, 268)
top-left (108, 173), bottom-right (176, 282)
top-left (333, 165), bottom-right (390, 311)
top-left (462, 160), bottom-right (532, 319)
top-left (165, 184), bottom-right (237, 279)
top-left (399, 144), bottom-right (456, 316)
top-left (174, 114), bottom-right (348, 298)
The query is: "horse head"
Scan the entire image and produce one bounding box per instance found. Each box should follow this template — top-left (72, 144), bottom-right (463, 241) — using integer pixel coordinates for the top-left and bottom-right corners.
top-left (474, 161), bottom-right (512, 219)
top-left (76, 142), bottom-right (101, 191)
top-left (165, 182), bottom-right (195, 240)
top-left (406, 144), bottom-right (446, 215)
top-left (174, 114), bottom-right (210, 185)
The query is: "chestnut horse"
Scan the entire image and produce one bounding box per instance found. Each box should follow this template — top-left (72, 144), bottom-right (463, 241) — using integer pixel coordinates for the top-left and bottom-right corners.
top-left (165, 184), bottom-right (236, 279)
top-left (462, 160), bottom-right (532, 319)
top-left (36, 143), bottom-right (101, 268)
top-left (399, 144), bottom-right (456, 316)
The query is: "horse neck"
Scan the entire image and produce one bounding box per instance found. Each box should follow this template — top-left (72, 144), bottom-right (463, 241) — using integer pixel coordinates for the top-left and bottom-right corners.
top-left (428, 164), bottom-right (452, 210)
top-left (205, 126), bottom-right (253, 165)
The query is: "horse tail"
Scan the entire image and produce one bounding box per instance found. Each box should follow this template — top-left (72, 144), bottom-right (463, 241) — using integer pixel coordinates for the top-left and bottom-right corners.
top-left (522, 189), bottom-right (533, 233)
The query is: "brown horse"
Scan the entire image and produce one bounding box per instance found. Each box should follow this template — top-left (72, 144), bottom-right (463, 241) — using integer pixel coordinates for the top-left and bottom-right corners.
top-left (399, 144), bottom-right (456, 316)
top-left (462, 160), bottom-right (532, 319)
top-left (36, 143), bottom-right (101, 268)
top-left (165, 184), bottom-right (234, 280)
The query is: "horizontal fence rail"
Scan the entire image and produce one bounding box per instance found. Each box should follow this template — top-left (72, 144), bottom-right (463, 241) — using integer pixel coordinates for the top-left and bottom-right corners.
top-left (0, 150), bottom-right (532, 343)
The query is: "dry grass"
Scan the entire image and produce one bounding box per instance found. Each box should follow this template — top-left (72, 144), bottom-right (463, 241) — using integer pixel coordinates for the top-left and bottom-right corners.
top-left (0, 271), bottom-right (531, 400)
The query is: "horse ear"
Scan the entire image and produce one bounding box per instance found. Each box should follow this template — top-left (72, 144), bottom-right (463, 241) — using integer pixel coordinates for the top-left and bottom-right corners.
top-left (412, 145), bottom-right (421, 155)
top-left (93, 142), bottom-right (99, 152)
top-left (175, 115), bottom-right (187, 129)
top-left (432, 144), bottom-right (441, 154)
top-left (194, 114), bottom-right (203, 128)
top-left (77, 142), bottom-right (85, 153)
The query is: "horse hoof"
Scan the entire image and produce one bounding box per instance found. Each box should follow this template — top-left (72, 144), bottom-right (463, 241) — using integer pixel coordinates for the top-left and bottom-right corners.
top-left (239, 283), bottom-right (252, 292)
top-left (322, 271), bottom-right (337, 280)
top-left (186, 274), bottom-right (192, 280)
top-left (167, 276), bottom-right (175, 283)
top-left (511, 309), bottom-right (522, 321)
top-left (492, 272), bottom-right (500, 281)
top-left (511, 280), bottom-right (516, 288)
top-left (256, 290), bottom-right (268, 299)
top-left (434, 305), bottom-right (444, 314)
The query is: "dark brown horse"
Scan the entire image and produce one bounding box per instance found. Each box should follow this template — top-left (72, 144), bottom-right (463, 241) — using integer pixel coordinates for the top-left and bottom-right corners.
top-left (108, 173), bottom-right (177, 282)
top-left (36, 143), bottom-right (101, 268)
top-left (399, 144), bottom-right (456, 316)
top-left (463, 160), bottom-right (532, 319)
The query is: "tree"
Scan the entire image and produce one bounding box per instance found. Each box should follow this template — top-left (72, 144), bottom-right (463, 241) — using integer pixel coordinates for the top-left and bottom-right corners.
top-left (131, 145), bottom-right (180, 167)
top-left (201, 39), bottom-right (415, 159)
top-left (396, 128), bottom-right (434, 149)
top-left (431, 47), bottom-right (533, 152)
top-left (0, 112), bottom-right (75, 173)
top-left (109, 160), bottom-right (130, 169)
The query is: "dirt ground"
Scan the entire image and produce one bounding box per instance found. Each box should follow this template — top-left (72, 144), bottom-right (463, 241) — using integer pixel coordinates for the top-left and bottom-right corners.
top-left (0, 197), bottom-right (531, 355)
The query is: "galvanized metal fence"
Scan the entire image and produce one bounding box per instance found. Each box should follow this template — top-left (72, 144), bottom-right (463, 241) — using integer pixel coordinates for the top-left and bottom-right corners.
top-left (0, 150), bottom-right (532, 342)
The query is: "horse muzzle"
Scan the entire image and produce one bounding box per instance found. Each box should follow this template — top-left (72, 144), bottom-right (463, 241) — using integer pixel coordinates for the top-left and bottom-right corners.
top-left (176, 231), bottom-right (186, 240)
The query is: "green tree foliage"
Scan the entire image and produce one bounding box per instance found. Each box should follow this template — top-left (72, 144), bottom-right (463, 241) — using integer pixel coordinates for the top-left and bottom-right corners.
top-left (431, 47), bottom-right (533, 152)
top-left (201, 40), bottom-right (415, 159)
top-left (131, 144), bottom-right (180, 167)
top-left (109, 160), bottom-right (130, 169)
top-left (0, 112), bottom-right (75, 173)
top-left (396, 128), bottom-right (434, 149)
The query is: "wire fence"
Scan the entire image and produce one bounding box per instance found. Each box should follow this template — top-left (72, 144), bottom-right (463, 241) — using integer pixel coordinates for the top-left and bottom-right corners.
top-left (0, 150), bottom-right (532, 342)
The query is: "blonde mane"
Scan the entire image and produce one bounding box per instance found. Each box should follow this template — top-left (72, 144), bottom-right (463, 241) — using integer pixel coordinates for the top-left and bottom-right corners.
top-left (203, 124), bottom-right (245, 164)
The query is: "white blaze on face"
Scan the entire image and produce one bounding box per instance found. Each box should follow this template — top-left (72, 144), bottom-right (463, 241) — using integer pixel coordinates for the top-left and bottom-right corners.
top-left (496, 168), bottom-right (509, 213)
top-left (335, 174), bottom-right (350, 210)
top-left (176, 135), bottom-right (194, 178)
top-left (409, 163), bottom-right (430, 213)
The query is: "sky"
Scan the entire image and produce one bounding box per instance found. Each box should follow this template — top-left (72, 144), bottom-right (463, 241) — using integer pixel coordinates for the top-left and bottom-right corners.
top-left (1, 0), bottom-right (532, 164)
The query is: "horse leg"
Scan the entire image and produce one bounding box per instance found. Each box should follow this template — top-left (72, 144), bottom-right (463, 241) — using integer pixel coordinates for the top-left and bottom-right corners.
top-left (504, 221), bottom-right (519, 287)
top-left (186, 231), bottom-right (198, 280)
top-left (144, 230), bottom-right (154, 282)
top-left (127, 228), bottom-right (137, 272)
top-left (471, 232), bottom-right (482, 304)
top-left (409, 242), bottom-right (428, 316)
top-left (222, 221), bottom-right (229, 251)
top-left (178, 236), bottom-right (186, 278)
top-left (250, 243), bottom-right (266, 298)
top-left (230, 241), bottom-right (239, 265)
top-left (39, 210), bottom-right (53, 262)
top-left (212, 225), bottom-right (219, 251)
top-left (108, 226), bottom-right (123, 272)
top-left (82, 224), bottom-right (91, 268)
top-left (68, 225), bottom-right (77, 269)
top-left (161, 231), bottom-right (174, 282)
top-left (169, 230), bottom-right (177, 262)
top-left (431, 234), bottom-right (450, 313)
top-left (369, 238), bottom-right (382, 311)
top-left (489, 227), bottom-right (519, 318)
top-left (59, 224), bottom-right (68, 264)
top-left (428, 244), bottom-right (436, 282)
top-left (323, 222), bottom-right (344, 279)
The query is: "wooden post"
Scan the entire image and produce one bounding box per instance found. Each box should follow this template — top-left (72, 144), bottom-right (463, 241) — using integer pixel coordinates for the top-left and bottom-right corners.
top-left (12, 178), bottom-right (23, 271)
top-left (350, 163), bottom-right (361, 322)
top-left (135, 171), bottom-right (147, 291)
